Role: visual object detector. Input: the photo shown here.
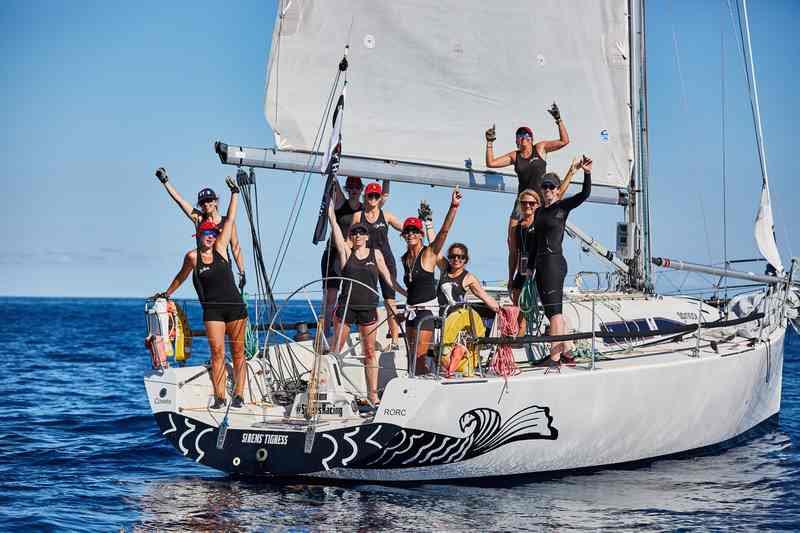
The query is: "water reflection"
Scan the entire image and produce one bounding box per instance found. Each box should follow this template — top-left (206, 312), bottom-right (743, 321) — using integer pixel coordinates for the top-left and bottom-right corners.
top-left (133, 428), bottom-right (799, 531)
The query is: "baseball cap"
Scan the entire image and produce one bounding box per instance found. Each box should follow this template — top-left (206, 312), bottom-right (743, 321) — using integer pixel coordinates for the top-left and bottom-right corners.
top-left (193, 219), bottom-right (220, 237)
top-left (402, 217), bottom-right (423, 232)
top-left (541, 173), bottom-right (561, 188)
top-left (365, 183), bottom-right (382, 196)
top-left (515, 126), bottom-right (534, 138)
top-left (197, 188), bottom-right (218, 204)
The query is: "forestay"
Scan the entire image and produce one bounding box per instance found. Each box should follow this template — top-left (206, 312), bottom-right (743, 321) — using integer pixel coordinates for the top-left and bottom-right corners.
top-left (265, 0), bottom-right (633, 189)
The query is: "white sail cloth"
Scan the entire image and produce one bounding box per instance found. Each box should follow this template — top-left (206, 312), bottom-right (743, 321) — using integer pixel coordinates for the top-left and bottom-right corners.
top-left (754, 179), bottom-right (783, 273)
top-left (265, 0), bottom-right (633, 189)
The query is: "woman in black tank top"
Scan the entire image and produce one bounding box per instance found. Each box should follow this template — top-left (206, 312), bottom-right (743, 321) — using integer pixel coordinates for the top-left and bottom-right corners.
top-left (327, 202), bottom-right (404, 406)
top-left (401, 189), bottom-right (462, 375)
top-left (160, 178), bottom-right (247, 410)
top-left (436, 243), bottom-right (500, 314)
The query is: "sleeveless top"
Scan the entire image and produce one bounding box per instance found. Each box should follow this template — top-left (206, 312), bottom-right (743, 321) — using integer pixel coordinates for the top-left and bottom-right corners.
top-left (437, 269), bottom-right (469, 306)
top-left (403, 246), bottom-right (437, 305)
top-left (338, 248), bottom-right (379, 309)
top-left (516, 219), bottom-right (537, 271)
top-left (192, 250), bottom-right (240, 307)
top-left (361, 208), bottom-right (391, 253)
top-left (514, 149), bottom-right (547, 193)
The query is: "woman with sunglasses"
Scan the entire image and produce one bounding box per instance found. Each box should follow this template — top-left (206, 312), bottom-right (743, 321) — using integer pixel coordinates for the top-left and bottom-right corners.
top-left (483, 105), bottom-right (570, 252)
top-left (507, 188), bottom-right (542, 306)
top-left (321, 176), bottom-right (364, 333)
top-left (327, 202), bottom-right (404, 407)
top-left (351, 181), bottom-right (403, 349)
top-left (159, 178), bottom-right (247, 410)
top-left (533, 156), bottom-right (593, 368)
top-left (437, 243), bottom-right (500, 314)
top-left (155, 168), bottom-right (246, 288)
top-left (402, 189), bottom-right (463, 375)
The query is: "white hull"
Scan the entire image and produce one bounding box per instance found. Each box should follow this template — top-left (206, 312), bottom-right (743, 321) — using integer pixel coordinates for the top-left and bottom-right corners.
top-left (144, 294), bottom-right (786, 481)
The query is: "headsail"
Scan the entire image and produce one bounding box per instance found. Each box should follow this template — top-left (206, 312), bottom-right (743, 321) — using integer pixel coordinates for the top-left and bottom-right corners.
top-left (265, 0), bottom-right (633, 190)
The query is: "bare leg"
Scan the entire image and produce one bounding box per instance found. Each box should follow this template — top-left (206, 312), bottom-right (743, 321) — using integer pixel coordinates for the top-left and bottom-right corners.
top-left (226, 318), bottom-right (247, 397)
top-left (332, 314), bottom-right (351, 353)
top-left (323, 286), bottom-right (338, 337)
top-left (205, 320), bottom-right (228, 400)
top-left (386, 298), bottom-right (400, 346)
top-left (415, 329), bottom-right (434, 375)
top-left (360, 323), bottom-right (379, 404)
top-left (549, 313), bottom-right (565, 360)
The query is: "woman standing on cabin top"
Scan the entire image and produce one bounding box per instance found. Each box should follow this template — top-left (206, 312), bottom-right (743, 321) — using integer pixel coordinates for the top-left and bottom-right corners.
top-left (321, 176), bottom-right (364, 334)
top-left (351, 181), bottom-right (403, 349)
top-left (402, 189), bottom-right (462, 375)
top-left (533, 155), bottom-right (593, 369)
top-left (483, 104), bottom-right (570, 252)
top-left (160, 178), bottom-right (247, 409)
top-left (155, 167), bottom-right (246, 289)
top-left (436, 242), bottom-right (500, 314)
top-left (326, 202), bottom-right (404, 407)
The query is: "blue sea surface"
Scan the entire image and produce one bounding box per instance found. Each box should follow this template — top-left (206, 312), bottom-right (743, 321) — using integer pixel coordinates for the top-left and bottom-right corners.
top-left (1, 297), bottom-right (799, 531)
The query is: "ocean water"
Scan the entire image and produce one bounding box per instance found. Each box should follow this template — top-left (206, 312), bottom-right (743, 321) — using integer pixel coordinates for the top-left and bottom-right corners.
top-left (1, 297), bottom-right (799, 531)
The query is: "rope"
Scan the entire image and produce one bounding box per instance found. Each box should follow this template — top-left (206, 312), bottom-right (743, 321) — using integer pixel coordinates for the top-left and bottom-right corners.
top-left (518, 274), bottom-right (542, 335)
top-left (490, 306), bottom-right (520, 378)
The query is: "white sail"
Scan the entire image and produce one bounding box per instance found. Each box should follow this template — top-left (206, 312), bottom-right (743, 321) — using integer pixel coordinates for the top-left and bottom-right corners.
top-left (754, 181), bottom-right (783, 273)
top-left (265, 0), bottom-right (633, 189)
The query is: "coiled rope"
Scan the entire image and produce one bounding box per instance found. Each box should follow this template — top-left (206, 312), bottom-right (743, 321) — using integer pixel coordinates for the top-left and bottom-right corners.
top-left (490, 306), bottom-right (520, 378)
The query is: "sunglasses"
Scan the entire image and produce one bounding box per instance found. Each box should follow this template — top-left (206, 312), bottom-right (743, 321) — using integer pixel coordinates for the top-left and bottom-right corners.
top-left (541, 183), bottom-right (558, 190)
top-left (201, 230), bottom-right (219, 237)
top-left (402, 228), bottom-right (422, 236)
top-left (199, 198), bottom-right (217, 205)
top-left (448, 253), bottom-right (466, 261)
top-left (366, 193), bottom-right (381, 200)
top-left (520, 200), bottom-right (538, 207)
top-left (349, 228), bottom-right (368, 236)
top-left (515, 134), bottom-right (532, 140)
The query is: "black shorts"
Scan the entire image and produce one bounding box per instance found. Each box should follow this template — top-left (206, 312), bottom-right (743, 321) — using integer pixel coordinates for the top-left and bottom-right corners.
top-left (534, 254), bottom-right (568, 319)
top-left (378, 249), bottom-right (397, 300)
top-left (202, 303), bottom-right (248, 323)
top-left (405, 310), bottom-right (436, 332)
top-left (321, 246), bottom-right (342, 289)
top-left (335, 305), bottom-right (378, 326)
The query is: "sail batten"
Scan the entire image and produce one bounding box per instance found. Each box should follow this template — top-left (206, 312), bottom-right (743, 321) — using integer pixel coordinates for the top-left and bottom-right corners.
top-left (265, 0), bottom-right (633, 189)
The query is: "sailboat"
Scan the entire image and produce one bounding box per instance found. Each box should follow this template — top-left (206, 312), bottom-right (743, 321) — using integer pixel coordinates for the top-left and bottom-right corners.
top-left (144, 0), bottom-right (800, 481)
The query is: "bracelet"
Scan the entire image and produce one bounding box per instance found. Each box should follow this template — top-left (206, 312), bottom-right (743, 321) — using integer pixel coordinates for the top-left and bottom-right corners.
top-left (424, 221), bottom-right (433, 229)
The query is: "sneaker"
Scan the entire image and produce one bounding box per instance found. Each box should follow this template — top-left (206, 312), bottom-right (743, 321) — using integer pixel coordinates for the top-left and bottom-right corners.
top-left (231, 395), bottom-right (244, 408)
top-left (211, 397), bottom-right (227, 409)
top-left (560, 351), bottom-right (577, 367)
top-left (534, 358), bottom-right (561, 374)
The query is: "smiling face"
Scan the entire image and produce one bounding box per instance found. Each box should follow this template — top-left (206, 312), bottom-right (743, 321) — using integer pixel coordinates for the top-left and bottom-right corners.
top-left (447, 244), bottom-right (468, 271)
top-left (402, 227), bottom-right (423, 247)
top-left (199, 229), bottom-right (219, 249)
top-left (199, 197), bottom-right (218, 215)
top-left (348, 226), bottom-right (369, 247)
top-left (518, 190), bottom-right (541, 219)
top-left (541, 182), bottom-right (559, 207)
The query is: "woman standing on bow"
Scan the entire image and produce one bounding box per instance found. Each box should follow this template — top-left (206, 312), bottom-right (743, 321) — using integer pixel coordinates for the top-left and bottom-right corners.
top-left (160, 178), bottom-right (247, 409)
top-left (533, 156), bottom-right (593, 368)
top-left (402, 188), bottom-right (462, 375)
top-left (351, 181), bottom-right (403, 349)
top-left (436, 242), bottom-right (500, 315)
top-left (155, 167), bottom-right (246, 290)
top-left (483, 104), bottom-right (570, 254)
top-left (327, 202), bottom-right (404, 407)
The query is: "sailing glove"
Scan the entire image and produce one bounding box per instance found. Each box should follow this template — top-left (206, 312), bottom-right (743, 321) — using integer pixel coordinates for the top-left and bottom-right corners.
top-left (485, 125), bottom-right (497, 142)
top-left (238, 272), bottom-right (246, 291)
top-left (548, 102), bottom-right (561, 123)
top-left (155, 167), bottom-right (169, 184)
top-left (418, 201), bottom-right (433, 222)
top-left (225, 176), bottom-right (240, 194)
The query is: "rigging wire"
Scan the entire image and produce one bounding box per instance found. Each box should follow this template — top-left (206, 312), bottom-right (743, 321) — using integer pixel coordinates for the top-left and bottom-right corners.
top-left (720, 0), bottom-right (729, 305)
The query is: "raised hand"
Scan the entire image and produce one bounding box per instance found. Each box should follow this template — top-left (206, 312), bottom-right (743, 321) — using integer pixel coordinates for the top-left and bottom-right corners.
top-left (418, 201), bottom-right (433, 222)
top-left (451, 188), bottom-right (463, 208)
top-left (155, 167), bottom-right (169, 184)
top-left (548, 102), bottom-right (561, 122)
top-left (225, 176), bottom-right (240, 193)
top-left (485, 124), bottom-right (497, 142)
top-left (580, 155), bottom-right (593, 173)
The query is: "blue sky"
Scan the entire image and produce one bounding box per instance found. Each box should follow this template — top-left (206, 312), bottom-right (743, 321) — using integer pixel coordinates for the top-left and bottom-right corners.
top-left (3, 0), bottom-right (798, 298)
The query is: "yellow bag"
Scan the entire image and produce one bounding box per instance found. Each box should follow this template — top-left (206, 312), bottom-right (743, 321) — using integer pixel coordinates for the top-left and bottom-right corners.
top-left (440, 307), bottom-right (485, 377)
top-left (168, 301), bottom-right (192, 362)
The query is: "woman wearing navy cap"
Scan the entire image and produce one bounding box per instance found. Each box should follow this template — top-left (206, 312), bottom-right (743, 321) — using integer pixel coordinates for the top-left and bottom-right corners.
top-left (159, 178), bottom-right (248, 410)
top-left (155, 167), bottom-right (246, 289)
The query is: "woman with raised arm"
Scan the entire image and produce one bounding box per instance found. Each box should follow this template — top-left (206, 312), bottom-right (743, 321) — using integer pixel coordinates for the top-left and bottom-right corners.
top-left (351, 180), bottom-right (403, 349)
top-left (327, 202), bottom-right (404, 407)
top-left (155, 167), bottom-right (246, 289)
top-left (401, 188), bottom-right (462, 375)
top-left (533, 155), bottom-right (593, 370)
top-left (436, 242), bottom-right (500, 314)
top-left (159, 178), bottom-right (247, 409)
top-left (483, 104), bottom-right (570, 252)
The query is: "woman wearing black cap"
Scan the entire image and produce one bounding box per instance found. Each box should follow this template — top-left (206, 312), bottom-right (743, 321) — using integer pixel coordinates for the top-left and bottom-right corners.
top-left (401, 188), bottom-right (462, 375)
top-left (159, 178), bottom-right (248, 409)
top-left (483, 104), bottom-right (571, 256)
top-left (327, 202), bottom-right (404, 407)
top-left (155, 168), bottom-right (246, 288)
top-left (533, 156), bottom-right (592, 369)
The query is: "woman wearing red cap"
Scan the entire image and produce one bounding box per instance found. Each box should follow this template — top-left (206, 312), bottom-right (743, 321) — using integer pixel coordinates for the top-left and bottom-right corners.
top-left (483, 104), bottom-right (571, 256)
top-left (327, 202), bottom-right (404, 407)
top-left (321, 176), bottom-right (364, 333)
top-left (154, 168), bottom-right (246, 289)
top-left (351, 181), bottom-right (403, 349)
top-left (159, 178), bottom-right (247, 410)
top-left (402, 188), bottom-right (463, 375)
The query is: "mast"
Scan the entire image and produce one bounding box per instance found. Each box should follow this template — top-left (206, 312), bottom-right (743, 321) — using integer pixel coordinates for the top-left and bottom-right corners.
top-left (628, 0), bottom-right (652, 292)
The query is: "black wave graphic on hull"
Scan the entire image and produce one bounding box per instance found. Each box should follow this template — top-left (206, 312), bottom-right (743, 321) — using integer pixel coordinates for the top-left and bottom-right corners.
top-left (153, 405), bottom-right (557, 476)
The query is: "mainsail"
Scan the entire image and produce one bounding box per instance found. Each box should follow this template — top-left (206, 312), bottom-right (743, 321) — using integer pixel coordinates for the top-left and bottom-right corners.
top-left (265, 0), bottom-right (633, 190)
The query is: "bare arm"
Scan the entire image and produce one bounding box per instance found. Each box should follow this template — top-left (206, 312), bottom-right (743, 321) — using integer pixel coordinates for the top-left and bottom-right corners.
top-left (425, 189), bottom-right (462, 265)
top-left (229, 222), bottom-right (245, 273)
top-left (327, 202), bottom-right (350, 267)
top-left (486, 147), bottom-right (515, 168)
top-left (557, 157), bottom-right (581, 199)
top-left (215, 180), bottom-right (239, 254)
top-left (465, 273), bottom-right (500, 313)
top-left (508, 229), bottom-right (519, 287)
top-left (164, 252), bottom-right (195, 296)
top-left (384, 210), bottom-right (404, 232)
top-left (375, 250), bottom-right (407, 297)
top-left (162, 181), bottom-right (201, 224)
top-left (536, 119), bottom-right (569, 154)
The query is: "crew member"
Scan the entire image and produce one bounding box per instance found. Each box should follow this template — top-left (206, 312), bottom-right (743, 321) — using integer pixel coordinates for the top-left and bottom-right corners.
top-left (437, 242), bottom-right (500, 314)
